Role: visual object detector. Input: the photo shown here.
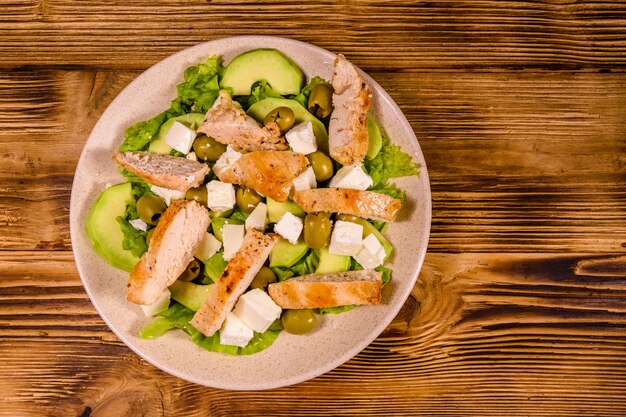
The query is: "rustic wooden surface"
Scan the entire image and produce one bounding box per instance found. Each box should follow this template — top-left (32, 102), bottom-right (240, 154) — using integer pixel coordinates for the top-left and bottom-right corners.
top-left (1, 1), bottom-right (626, 416)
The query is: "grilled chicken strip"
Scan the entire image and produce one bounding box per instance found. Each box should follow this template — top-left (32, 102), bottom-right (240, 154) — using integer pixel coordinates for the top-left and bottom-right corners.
top-left (197, 90), bottom-right (288, 152)
top-left (127, 200), bottom-right (210, 305)
top-left (218, 150), bottom-right (309, 202)
top-left (114, 151), bottom-right (209, 192)
top-left (292, 188), bottom-right (402, 222)
top-left (268, 270), bottom-right (382, 309)
top-left (328, 55), bottom-right (372, 166)
top-left (191, 229), bottom-right (279, 337)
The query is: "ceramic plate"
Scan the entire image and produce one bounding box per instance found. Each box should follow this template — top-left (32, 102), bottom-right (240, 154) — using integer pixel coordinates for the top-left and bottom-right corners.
top-left (69, 36), bottom-right (431, 390)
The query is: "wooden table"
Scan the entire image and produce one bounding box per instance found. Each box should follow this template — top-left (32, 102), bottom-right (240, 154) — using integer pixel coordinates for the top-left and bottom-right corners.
top-left (2, 1), bottom-right (626, 415)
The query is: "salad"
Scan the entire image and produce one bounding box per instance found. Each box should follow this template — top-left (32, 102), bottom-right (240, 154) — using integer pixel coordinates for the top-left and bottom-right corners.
top-left (85, 48), bottom-right (419, 356)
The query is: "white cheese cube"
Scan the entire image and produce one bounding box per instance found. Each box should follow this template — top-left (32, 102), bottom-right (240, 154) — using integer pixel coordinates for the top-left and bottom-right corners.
top-left (220, 312), bottom-right (254, 347)
top-left (186, 151), bottom-right (198, 161)
top-left (129, 218), bottom-right (148, 231)
top-left (329, 220), bottom-right (363, 256)
top-left (245, 202), bottom-right (267, 231)
top-left (206, 180), bottom-right (236, 211)
top-left (150, 185), bottom-right (185, 206)
top-left (222, 224), bottom-right (245, 261)
top-left (328, 164), bottom-right (373, 190)
top-left (194, 232), bottom-right (222, 262)
top-left (354, 234), bottom-right (386, 269)
top-left (213, 145), bottom-right (242, 177)
top-left (140, 289), bottom-right (170, 317)
top-left (233, 289), bottom-right (282, 333)
top-left (274, 212), bottom-right (303, 244)
top-left (164, 121), bottom-right (196, 154)
top-left (291, 166), bottom-right (317, 192)
top-left (285, 121), bottom-right (317, 155)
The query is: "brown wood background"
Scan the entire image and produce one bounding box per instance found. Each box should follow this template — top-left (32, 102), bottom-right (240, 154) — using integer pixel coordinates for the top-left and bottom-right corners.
top-left (1, 1), bottom-right (626, 416)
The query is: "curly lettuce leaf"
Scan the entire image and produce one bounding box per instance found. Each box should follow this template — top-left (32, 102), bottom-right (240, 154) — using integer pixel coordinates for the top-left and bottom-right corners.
top-left (271, 249), bottom-right (319, 281)
top-left (139, 302), bottom-right (282, 355)
top-left (119, 109), bottom-right (181, 152)
top-left (368, 181), bottom-right (406, 204)
top-left (293, 76), bottom-right (329, 108)
top-left (242, 80), bottom-right (282, 109)
top-left (363, 136), bottom-right (419, 184)
top-left (115, 216), bottom-right (148, 258)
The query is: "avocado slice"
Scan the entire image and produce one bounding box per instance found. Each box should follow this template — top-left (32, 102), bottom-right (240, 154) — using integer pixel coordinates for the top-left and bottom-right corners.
top-left (211, 216), bottom-right (244, 242)
top-left (336, 214), bottom-right (393, 259)
top-left (221, 49), bottom-right (304, 96)
top-left (85, 182), bottom-right (140, 272)
top-left (269, 239), bottom-right (309, 268)
top-left (169, 280), bottom-right (213, 311)
top-left (365, 116), bottom-right (383, 160)
top-left (247, 98), bottom-right (329, 152)
top-left (266, 196), bottom-right (305, 224)
top-left (148, 113), bottom-right (205, 154)
top-left (315, 247), bottom-right (351, 274)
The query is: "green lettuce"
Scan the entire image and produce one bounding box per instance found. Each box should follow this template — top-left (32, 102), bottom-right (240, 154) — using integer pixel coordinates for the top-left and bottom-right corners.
top-left (271, 249), bottom-right (319, 281)
top-left (115, 216), bottom-right (147, 258)
top-left (119, 109), bottom-right (181, 152)
top-left (319, 304), bottom-right (355, 315)
top-left (363, 136), bottom-right (420, 184)
top-left (319, 266), bottom-right (392, 315)
top-left (243, 80), bottom-right (282, 109)
top-left (293, 76), bottom-right (329, 108)
top-left (203, 252), bottom-right (228, 283)
top-left (139, 302), bottom-right (282, 355)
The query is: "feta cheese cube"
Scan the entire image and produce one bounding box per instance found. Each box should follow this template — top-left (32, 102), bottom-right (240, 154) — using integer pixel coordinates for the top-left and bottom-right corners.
top-left (164, 121), bottom-right (196, 154)
top-left (285, 121), bottom-right (317, 155)
top-left (186, 151), bottom-right (198, 161)
top-left (291, 166), bottom-right (317, 192)
top-left (233, 289), bottom-right (282, 333)
top-left (129, 218), bottom-right (148, 231)
top-left (140, 289), bottom-right (170, 317)
top-left (206, 180), bottom-right (236, 212)
top-left (222, 224), bottom-right (245, 260)
top-left (194, 232), bottom-right (222, 262)
top-left (354, 234), bottom-right (386, 269)
top-left (220, 312), bottom-right (254, 347)
top-left (274, 212), bottom-right (303, 244)
top-left (329, 220), bottom-right (363, 256)
top-left (245, 202), bottom-right (267, 231)
top-left (328, 164), bottom-right (373, 190)
top-left (150, 185), bottom-right (185, 206)
top-left (213, 145), bottom-right (242, 177)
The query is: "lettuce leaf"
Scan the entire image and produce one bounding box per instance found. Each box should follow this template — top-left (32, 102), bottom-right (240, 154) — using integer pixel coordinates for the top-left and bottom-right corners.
top-left (293, 76), bottom-right (329, 108)
top-left (271, 249), bottom-right (319, 281)
top-left (139, 302), bottom-right (282, 356)
top-left (319, 266), bottom-right (392, 315)
top-left (243, 80), bottom-right (282, 109)
top-left (116, 216), bottom-right (148, 258)
top-left (203, 252), bottom-right (228, 283)
top-left (319, 305), bottom-right (355, 315)
top-left (368, 181), bottom-right (406, 204)
top-left (363, 136), bottom-right (419, 184)
top-left (119, 109), bottom-right (181, 152)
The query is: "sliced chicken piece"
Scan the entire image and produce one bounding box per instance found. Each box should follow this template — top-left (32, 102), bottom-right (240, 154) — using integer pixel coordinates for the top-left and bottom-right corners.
top-left (127, 200), bottom-right (210, 305)
top-left (197, 90), bottom-right (288, 152)
top-left (218, 150), bottom-right (308, 202)
top-left (268, 270), bottom-right (382, 309)
top-left (328, 55), bottom-right (372, 166)
top-left (191, 229), bottom-right (279, 337)
top-left (292, 188), bottom-right (402, 222)
top-left (114, 151), bottom-right (209, 192)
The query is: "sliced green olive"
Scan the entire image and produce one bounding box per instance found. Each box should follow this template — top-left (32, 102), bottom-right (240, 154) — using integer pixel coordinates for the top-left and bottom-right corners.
top-left (282, 309), bottom-right (317, 335)
top-left (264, 106), bottom-right (295, 133)
top-left (178, 258), bottom-right (201, 282)
top-left (136, 195), bottom-right (167, 225)
top-left (250, 266), bottom-right (277, 290)
top-left (185, 186), bottom-right (208, 206)
top-left (236, 187), bottom-right (263, 213)
top-left (307, 83), bottom-right (334, 119)
top-left (304, 212), bottom-right (332, 249)
top-left (307, 151), bottom-right (334, 181)
top-left (193, 135), bottom-right (226, 162)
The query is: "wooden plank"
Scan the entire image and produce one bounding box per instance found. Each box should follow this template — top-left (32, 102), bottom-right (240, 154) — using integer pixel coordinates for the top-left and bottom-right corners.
top-left (1, 251), bottom-right (626, 415)
top-left (1, 1), bottom-right (626, 70)
top-left (0, 69), bottom-right (624, 252)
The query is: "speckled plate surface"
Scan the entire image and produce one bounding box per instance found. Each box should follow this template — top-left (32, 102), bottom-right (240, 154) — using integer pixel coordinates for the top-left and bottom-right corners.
top-left (69, 36), bottom-right (431, 390)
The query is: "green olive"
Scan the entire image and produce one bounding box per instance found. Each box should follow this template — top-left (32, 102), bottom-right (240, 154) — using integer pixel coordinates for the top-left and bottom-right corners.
top-left (178, 258), bottom-right (201, 282)
top-left (307, 151), bottom-right (334, 181)
top-left (185, 186), bottom-right (208, 206)
top-left (304, 212), bottom-right (332, 249)
top-left (136, 195), bottom-right (167, 225)
top-left (281, 309), bottom-right (317, 335)
top-left (236, 187), bottom-right (263, 213)
top-left (264, 106), bottom-right (295, 133)
top-left (308, 83), bottom-right (334, 119)
top-left (192, 135), bottom-right (226, 162)
top-left (146, 227), bottom-right (156, 244)
top-left (209, 209), bottom-right (234, 219)
top-left (250, 266), bottom-right (277, 290)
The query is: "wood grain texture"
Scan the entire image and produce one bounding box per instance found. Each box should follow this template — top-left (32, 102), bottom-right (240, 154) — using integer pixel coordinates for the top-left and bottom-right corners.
top-left (2, 252), bottom-right (626, 416)
top-left (2, 1), bottom-right (626, 415)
